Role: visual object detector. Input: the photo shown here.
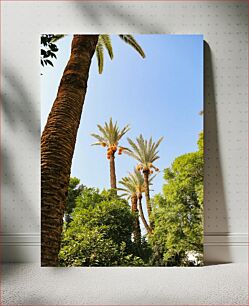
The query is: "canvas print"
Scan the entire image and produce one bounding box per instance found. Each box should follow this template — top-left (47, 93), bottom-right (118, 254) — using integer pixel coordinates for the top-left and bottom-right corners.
top-left (41, 34), bottom-right (203, 267)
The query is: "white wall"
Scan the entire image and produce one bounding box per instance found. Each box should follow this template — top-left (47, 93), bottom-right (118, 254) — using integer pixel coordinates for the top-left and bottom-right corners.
top-left (1, 0), bottom-right (248, 263)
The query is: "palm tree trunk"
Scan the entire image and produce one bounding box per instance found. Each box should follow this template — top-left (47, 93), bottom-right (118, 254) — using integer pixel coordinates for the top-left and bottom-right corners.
top-left (143, 169), bottom-right (153, 227)
top-left (138, 193), bottom-right (152, 234)
top-left (131, 194), bottom-right (141, 244)
top-left (41, 35), bottom-right (99, 266)
top-left (109, 153), bottom-right (117, 190)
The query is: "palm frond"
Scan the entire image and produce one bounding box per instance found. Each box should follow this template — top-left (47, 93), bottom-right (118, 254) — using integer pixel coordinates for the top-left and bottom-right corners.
top-left (91, 142), bottom-right (103, 146)
top-left (118, 125), bottom-right (130, 141)
top-left (96, 38), bottom-right (104, 74)
top-left (149, 137), bottom-right (163, 162)
top-left (119, 35), bottom-right (145, 58)
top-left (137, 134), bottom-right (147, 163)
top-left (50, 34), bottom-right (66, 43)
top-left (152, 136), bottom-right (164, 153)
top-left (118, 191), bottom-right (132, 200)
top-left (97, 124), bottom-right (109, 141)
top-left (94, 34), bottom-right (144, 74)
top-left (123, 150), bottom-right (140, 162)
top-left (127, 138), bottom-right (141, 160)
top-left (131, 169), bottom-right (145, 191)
top-left (118, 177), bottom-right (136, 196)
top-left (91, 133), bottom-right (105, 143)
top-left (101, 35), bottom-right (114, 59)
top-left (120, 146), bottom-right (132, 152)
top-left (149, 174), bottom-right (157, 184)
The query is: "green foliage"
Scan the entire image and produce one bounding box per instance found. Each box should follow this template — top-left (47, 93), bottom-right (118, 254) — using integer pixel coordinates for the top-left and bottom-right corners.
top-left (150, 132), bottom-right (204, 266)
top-left (59, 132), bottom-right (203, 267)
top-left (64, 177), bottom-right (84, 223)
top-left (197, 130), bottom-right (204, 154)
top-left (59, 188), bottom-right (145, 266)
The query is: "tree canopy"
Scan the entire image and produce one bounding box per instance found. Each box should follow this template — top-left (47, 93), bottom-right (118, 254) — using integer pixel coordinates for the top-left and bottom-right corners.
top-left (59, 132), bottom-right (203, 267)
top-left (59, 188), bottom-right (146, 266)
top-left (149, 132), bottom-right (204, 266)
top-left (64, 177), bottom-right (85, 223)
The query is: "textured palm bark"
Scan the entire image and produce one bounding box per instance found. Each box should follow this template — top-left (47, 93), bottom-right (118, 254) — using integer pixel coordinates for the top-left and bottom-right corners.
top-left (138, 194), bottom-right (152, 234)
top-left (131, 194), bottom-right (141, 244)
top-left (109, 153), bottom-right (117, 190)
top-left (41, 35), bottom-right (99, 266)
top-left (143, 169), bottom-right (153, 228)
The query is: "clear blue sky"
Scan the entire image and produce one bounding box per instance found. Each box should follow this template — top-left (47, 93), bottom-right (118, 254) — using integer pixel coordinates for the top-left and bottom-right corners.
top-left (41, 34), bottom-right (203, 198)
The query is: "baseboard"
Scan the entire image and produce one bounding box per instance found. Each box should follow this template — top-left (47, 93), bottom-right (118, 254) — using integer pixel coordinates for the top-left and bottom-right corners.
top-left (204, 232), bottom-right (248, 264)
top-left (1, 233), bottom-right (40, 263)
top-left (1, 232), bottom-right (248, 263)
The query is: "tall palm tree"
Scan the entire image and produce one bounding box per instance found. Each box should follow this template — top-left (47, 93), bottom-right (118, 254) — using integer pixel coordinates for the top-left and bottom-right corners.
top-left (91, 118), bottom-right (130, 190)
top-left (41, 35), bottom-right (145, 266)
top-left (119, 169), bottom-right (155, 235)
top-left (124, 135), bottom-right (163, 228)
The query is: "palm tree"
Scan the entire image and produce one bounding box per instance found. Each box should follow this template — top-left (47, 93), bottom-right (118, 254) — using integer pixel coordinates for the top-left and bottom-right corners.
top-left (91, 118), bottom-right (130, 190)
top-left (41, 35), bottom-right (145, 266)
top-left (119, 174), bottom-right (141, 244)
top-left (124, 135), bottom-right (163, 228)
top-left (119, 169), bottom-right (155, 235)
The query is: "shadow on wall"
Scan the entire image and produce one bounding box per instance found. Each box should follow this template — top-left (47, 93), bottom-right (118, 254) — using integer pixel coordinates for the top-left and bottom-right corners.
top-left (1, 67), bottom-right (39, 140)
top-left (74, 2), bottom-right (167, 33)
top-left (1, 67), bottom-right (39, 234)
top-left (204, 42), bottom-right (230, 264)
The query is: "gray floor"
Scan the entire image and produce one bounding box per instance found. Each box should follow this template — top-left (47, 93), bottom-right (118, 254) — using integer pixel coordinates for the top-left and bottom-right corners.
top-left (3, 263), bottom-right (248, 305)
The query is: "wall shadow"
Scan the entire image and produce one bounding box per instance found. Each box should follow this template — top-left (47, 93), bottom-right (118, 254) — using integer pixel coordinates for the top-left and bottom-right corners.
top-left (1, 67), bottom-right (39, 140)
top-left (1, 67), bottom-right (39, 263)
top-left (74, 2), bottom-right (167, 34)
top-left (204, 42), bottom-right (230, 264)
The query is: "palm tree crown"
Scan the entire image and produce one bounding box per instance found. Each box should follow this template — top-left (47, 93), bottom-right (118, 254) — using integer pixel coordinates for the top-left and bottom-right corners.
top-left (125, 134), bottom-right (163, 174)
top-left (91, 118), bottom-right (130, 160)
top-left (119, 169), bottom-right (143, 198)
top-left (119, 169), bottom-right (155, 198)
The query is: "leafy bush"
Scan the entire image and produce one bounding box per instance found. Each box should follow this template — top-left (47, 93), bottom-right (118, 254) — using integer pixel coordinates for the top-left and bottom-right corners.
top-left (59, 188), bottom-right (145, 266)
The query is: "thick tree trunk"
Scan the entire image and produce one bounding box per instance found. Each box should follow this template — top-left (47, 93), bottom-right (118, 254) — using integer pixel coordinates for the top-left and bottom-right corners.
top-left (41, 35), bottom-right (99, 266)
top-left (131, 194), bottom-right (141, 244)
top-left (138, 193), bottom-right (152, 234)
top-left (143, 169), bottom-right (153, 228)
top-left (109, 153), bottom-right (117, 190)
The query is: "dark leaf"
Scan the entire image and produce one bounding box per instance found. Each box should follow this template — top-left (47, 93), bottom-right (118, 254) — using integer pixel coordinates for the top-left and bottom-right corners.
top-left (50, 52), bottom-right (57, 59)
top-left (46, 59), bottom-right (54, 67)
top-left (43, 51), bottom-right (50, 58)
top-left (49, 43), bottom-right (58, 52)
